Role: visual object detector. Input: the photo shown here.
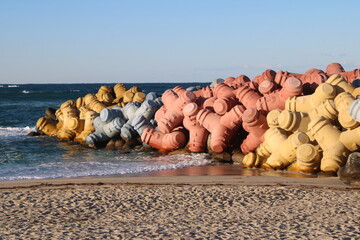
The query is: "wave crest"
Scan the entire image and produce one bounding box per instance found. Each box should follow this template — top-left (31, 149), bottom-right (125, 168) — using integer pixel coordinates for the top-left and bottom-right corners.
top-left (0, 126), bottom-right (35, 137)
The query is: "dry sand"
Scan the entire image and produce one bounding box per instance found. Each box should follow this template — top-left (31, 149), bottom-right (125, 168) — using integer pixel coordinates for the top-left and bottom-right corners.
top-left (1, 166), bottom-right (360, 239)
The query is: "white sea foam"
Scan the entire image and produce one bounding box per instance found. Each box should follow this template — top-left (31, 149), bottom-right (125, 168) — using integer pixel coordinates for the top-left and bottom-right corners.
top-left (22, 90), bottom-right (30, 94)
top-left (0, 153), bottom-right (212, 181)
top-left (0, 126), bottom-right (35, 137)
top-left (8, 85), bottom-right (19, 88)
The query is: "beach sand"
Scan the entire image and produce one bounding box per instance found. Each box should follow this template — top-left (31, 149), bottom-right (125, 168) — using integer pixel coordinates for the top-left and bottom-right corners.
top-left (1, 165), bottom-right (360, 239)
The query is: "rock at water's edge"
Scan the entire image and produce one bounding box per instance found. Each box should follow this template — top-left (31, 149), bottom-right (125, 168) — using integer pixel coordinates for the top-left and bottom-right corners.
top-left (338, 152), bottom-right (360, 185)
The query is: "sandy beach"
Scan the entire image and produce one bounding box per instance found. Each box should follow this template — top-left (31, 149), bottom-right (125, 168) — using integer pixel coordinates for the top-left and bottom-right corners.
top-left (1, 165), bottom-right (360, 239)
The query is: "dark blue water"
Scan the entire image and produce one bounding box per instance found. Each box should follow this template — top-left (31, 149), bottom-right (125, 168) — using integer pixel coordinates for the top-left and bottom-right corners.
top-left (0, 83), bottom-right (211, 180)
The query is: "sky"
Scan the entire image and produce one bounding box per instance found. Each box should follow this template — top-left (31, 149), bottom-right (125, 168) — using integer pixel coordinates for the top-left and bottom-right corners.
top-left (1, 0), bottom-right (360, 84)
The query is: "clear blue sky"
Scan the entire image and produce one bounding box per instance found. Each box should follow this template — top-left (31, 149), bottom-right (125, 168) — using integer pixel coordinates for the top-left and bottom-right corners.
top-left (1, 0), bottom-right (360, 84)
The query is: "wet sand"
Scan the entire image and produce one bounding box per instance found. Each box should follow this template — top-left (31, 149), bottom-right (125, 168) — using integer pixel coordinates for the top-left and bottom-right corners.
top-left (1, 165), bottom-right (360, 239)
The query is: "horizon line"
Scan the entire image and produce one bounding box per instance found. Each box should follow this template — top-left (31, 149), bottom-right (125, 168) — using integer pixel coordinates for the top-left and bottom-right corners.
top-left (0, 81), bottom-right (212, 85)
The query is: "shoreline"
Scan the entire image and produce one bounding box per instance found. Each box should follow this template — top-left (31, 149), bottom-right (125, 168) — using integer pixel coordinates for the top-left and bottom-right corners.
top-left (1, 164), bottom-right (358, 190)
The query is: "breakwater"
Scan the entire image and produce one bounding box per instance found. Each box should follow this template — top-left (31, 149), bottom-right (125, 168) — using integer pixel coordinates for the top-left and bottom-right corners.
top-left (33, 63), bottom-right (360, 181)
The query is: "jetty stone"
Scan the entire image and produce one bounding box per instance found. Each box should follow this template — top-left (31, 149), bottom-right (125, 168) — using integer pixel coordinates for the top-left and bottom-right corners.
top-left (338, 152), bottom-right (360, 185)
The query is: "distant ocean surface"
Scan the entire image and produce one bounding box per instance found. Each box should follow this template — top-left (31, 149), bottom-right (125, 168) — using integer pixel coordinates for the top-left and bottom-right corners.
top-left (0, 82), bottom-right (212, 181)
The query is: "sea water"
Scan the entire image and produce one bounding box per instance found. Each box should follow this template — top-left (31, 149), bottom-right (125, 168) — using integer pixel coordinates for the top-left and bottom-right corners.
top-left (0, 83), bottom-right (212, 181)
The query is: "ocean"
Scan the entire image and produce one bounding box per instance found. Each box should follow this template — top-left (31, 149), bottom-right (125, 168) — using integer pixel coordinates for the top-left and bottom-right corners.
top-left (0, 82), bottom-right (212, 181)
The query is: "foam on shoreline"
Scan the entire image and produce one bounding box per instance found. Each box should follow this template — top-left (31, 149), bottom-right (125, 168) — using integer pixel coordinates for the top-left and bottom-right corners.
top-left (1, 164), bottom-right (358, 190)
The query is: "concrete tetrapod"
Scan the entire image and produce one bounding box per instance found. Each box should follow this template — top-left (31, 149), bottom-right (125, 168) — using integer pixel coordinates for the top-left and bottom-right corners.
top-left (286, 97), bottom-right (338, 124)
top-left (275, 69), bottom-right (327, 94)
top-left (260, 127), bottom-right (290, 156)
top-left (87, 98), bottom-right (107, 113)
top-left (240, 108), bottom-right (269, 154)
top-left (76, 96), bottom-right (86, 109)
top-left (113, 83), bottom-right (127, 101)
top-left (83, 94), bottom-right (96, 107)
top-left (213, 97), bottom-right (239, 115)
top-left (196, 105), bottom-right (245, 153)
top-left (100, 108), bottom-right (125, 123)
top-left (121, 102), bottom-right (141, 121)
top-left (145, 92), bottom-right (160, 100)
top-left (212, 83), bottom-right (235, 98)
top-left (352, 86), bottom-right (360, 98)
top-left (120, 123), bottom-right (139, 140)
top-left (235, 75), bottom-right (251, 86)
top-left (325, 62), bottom-right (345, 75)
top-left (285, 82), bottom-right (336, 113)
top-left (253, 69), bottom-right (276, 85)
top-left (258, 80), bottom-right (279, 95)
top-left (223, 75), bottom-right (250, 89)
top-left (339, 127), bottom-right (360, 152)
top-left (133, 92), bottom-right (146, 103)
top-left (262, 132), bottom-right (309, 170)
top-left (57, 106), bottom-right (81, 141)
top-left (173, 86), bottom-right (190, 96)
top-left (266, 109), bottom-right (282, 128)
top-left (242, 152), bottom-right (263, 169)
top-left (78, 106), bottom-right (91, 119)
top-left (339, 69), bottom-right (360, 84)
top-left (96, 86), bottom-right (114, 105)
top-left (56, 98), bottom-right (93, 141)
top-left (132, 115), bottom-right (156, 137)
top-left (326, 74), bottom-right (355, 94)
top-left (309, 99), bottom-right (338, 122)
top-left (113, 85), bottom-right (143, 106)
top-left (193, 86), bottom-right (213, 99)
top-left (287, 144), bottom-right (321, 174)
top-left (234, 84), bottom-right (262, 109)
top-left (247, 81), bottom-right (259, 91)
top-left (131, 100), bottom-right (159, 123)
top-left (154, 105), bottom-right (166, 124)
top-left (242, 127), bottom-right (289, 168)
top-left (121, 100), bottom-right (160, 139)
top-left (201, 86), bottom-right (214, 98)
top-left (224, 77), bottom-right (235, 86)
top-left (86, 117), bottom-right (126, 146)
top-left (277, 110), bottom-right (311, 134)
top-left (36, 117), bottom-right (58, 137)
top-left (308, 116), bottom-right (348, 173)
top-left (202, 97), bottom-right (216, 111)
top-left (334, 92), bottom-right (359, 129)
top-left (114, 85), bottom-right (143, 106)
top-left (157, 89), bottom-right (196, 133)
top-left (256, 77), bottom-right (303, 112)
top-left (300, 68), bottom-right (328, 94)
top-left (141, 128), bottom-right (187, 152)
top-left (275, 71), bottom-right (302, 87)
top-left (182, 102), bottom-right (210, 153)
top-left (74, 110), bottom-right (98, 143)
top-left (122, 92), bottom-right (135, 106)
top-left (66, 114), bottom-right (85, 138)
top-left (55, 100), bottom-right (76, 128)
top-left (103, 118), bottom-right (125, 139)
